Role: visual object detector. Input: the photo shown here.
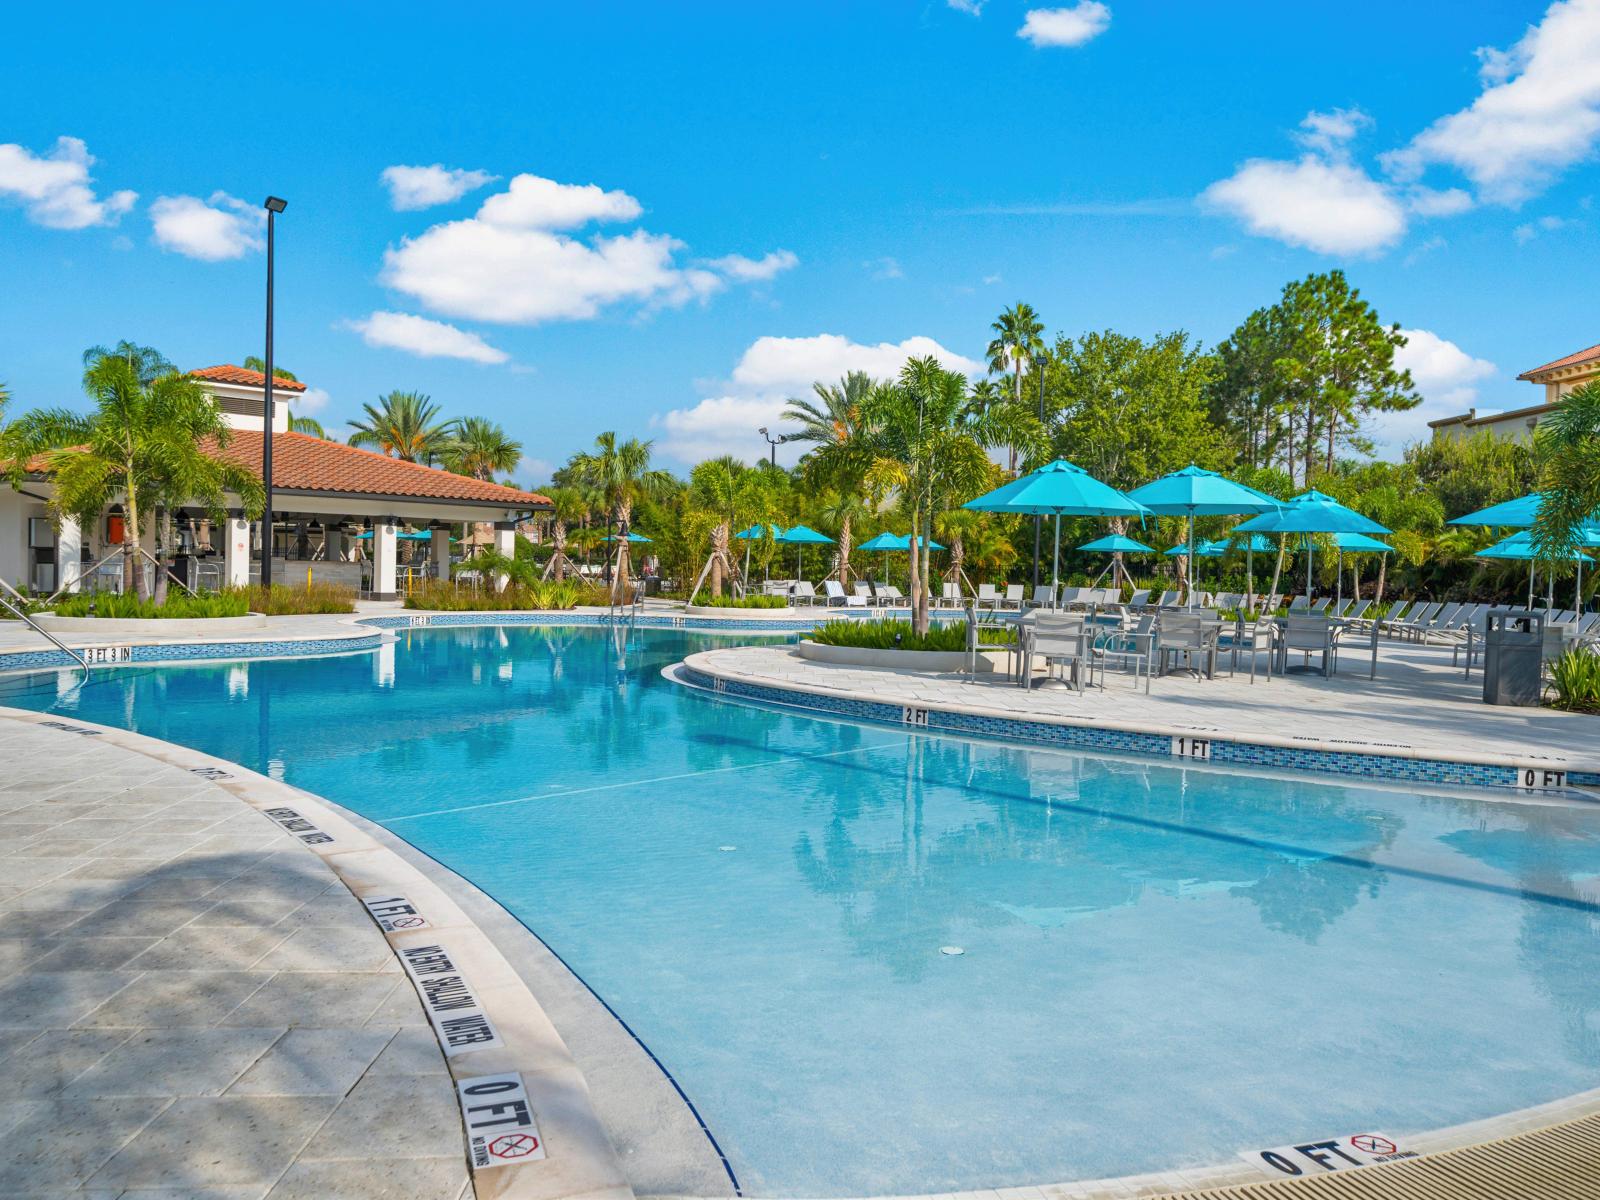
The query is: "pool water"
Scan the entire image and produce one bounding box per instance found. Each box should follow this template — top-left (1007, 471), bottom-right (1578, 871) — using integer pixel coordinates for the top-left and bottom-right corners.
top-left (6, 625), bottom-right (1600, 1195)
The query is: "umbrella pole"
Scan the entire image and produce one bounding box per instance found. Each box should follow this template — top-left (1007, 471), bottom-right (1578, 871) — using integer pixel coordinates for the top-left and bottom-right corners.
top-left (1527, 560), bottom-right (1534, 610)
top-left (1187, 514), bottom-right (1195, 609)
top-left (1052, 514), bottom-right (1061, 606)
top-left (1306, 541), bottom-right (1313, 600)
top-left (1247, 548), bottom-right (1254, 612)
top-left (1336, 550), bottom-right (1343, 608)
top-left (1578, 559), bottom-right (1584, 615)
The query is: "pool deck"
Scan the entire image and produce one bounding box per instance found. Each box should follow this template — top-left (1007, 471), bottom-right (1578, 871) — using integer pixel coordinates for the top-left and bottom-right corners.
top-left (0, 707), bottom-right (634, 1200)
top-left (678, 639), bottom-right (1600, 785)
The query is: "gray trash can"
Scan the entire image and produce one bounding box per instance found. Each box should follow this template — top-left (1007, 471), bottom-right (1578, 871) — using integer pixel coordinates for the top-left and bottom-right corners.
top-left (1483, 609), bottom-right (1544, 706)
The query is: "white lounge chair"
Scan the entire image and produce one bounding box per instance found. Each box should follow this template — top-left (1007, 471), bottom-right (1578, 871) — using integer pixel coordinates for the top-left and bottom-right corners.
top-left (875, 583), bottom-right (905, 606)
top-left (791, 581), bottom-right (817, 606)
top-left (941, 581), bottom-right (962, 606)
top-left (977, 583), bottom-right (1002, 612)
top-left (824, 580), bottom-right (865, 607)
top-left (1003, 584), bottom-right (1025, 611)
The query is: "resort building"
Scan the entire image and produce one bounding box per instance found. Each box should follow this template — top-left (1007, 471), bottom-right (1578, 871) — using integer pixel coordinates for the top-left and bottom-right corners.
top-left (1429, 340), bottom-right (1600, 444)
top-left (0, 364), bottom-right (549, 599)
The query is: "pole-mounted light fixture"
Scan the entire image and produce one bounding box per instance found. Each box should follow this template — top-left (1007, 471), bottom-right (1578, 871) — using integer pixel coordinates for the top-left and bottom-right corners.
top-left (260, 196), bottom-right (287, 589)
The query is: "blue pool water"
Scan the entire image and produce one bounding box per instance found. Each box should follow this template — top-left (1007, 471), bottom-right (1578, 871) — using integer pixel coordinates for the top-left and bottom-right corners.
top-left (5, 625), bottom-right (1600, 1195)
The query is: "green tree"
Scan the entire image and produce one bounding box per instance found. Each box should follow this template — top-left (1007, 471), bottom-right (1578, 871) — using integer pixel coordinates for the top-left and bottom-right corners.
top-left (81, 341), bottom-right (175, 387)
top-left (985, 302), bottom-right (1046, 471)
top-left (1531, 381), bottom-right (1600, 562)
top-left (288, 411), bottom-right (326, 437)
top-left (784, 371), bottom-right (876, 584)
top-left (1270, 271), bottom-right (1418, 481)
top-left (539, 487), bottom-right (588, 581)
top-left (569, 432), bottom-right (674, 601)
top-left (242, 356), bottom-right (299, 383)
top-left (348, 391), bottom-right (456, 463)
top-left (447, 416), bottom-right (523, 482)
top-left (1208, 306), bottom-right (1291, 471)
top-left (15, 357), bottom-right (263, 597)
top-left (1407, 430), bottom-right (1538, 520)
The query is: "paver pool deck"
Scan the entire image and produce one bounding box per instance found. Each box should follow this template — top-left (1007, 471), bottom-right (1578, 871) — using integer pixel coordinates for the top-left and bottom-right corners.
top-left (4, 607), bottom-right (1600, 1199)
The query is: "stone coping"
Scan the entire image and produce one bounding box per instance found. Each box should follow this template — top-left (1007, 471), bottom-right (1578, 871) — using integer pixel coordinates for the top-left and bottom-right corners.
top-left (0, 705), bottom-right (634, 1200)
top-left (673, 650), bottom-right (1600, 793)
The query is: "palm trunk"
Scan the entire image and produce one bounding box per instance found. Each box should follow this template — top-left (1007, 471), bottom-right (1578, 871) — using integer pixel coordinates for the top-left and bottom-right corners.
top-left (710, 522), bottom-right (728, 596)
top-left (1268, 541), bottom-right (1286, 605)
top-left (123, 483), bottom-right (142, 599)
top-left (612, 501), bottom-right (633, 602)
top-left (1375, 554), bottom-right (1388, 606)
top-left (836, 514), bottom-right (853, 585)
top-left (908, 511), bottom-right (924, 636)
top-left (153, 508), bottom-right (170, 606)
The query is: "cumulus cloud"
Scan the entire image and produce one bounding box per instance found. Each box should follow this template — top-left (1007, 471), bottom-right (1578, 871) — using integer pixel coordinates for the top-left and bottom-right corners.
top-left (150, 192), bottom-right (264, 260)
top-left (655, 333), bottom-right (984, 465)
top-left (1369, 328), bottom-right (1498, 452)
top-left (1383, 0), bottom-right (1600, 204)
top-left (947, 0), bottom-right (986, 12)
top-left (382, 172), bottom-right (789, 325)
top-left (1513, 213), bottom-right (1571, 243)
top-left (476, 173), bottom-right (642, 229)
top-left (345, 311), bottom-right (509, 364)
top-left (295, 387), bottom-right (331, 415)
top-left (731, 334), bottom-right (983, 390)
top-left (1200, 156), bottom-right (1407, 256)
top-left (1018, 3), bottom-right (1111, 47)
top-left (380, 164), bottom-right (497, 211)
top-left (0, 136), bottom-right (136, 229)
top-left (704, 250), bottom-right (799, 281)
top-left (864, 256), bottom-right (904, 280)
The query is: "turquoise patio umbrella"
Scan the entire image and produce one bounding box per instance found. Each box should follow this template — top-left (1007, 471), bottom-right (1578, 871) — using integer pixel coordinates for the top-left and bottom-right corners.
top-left (1126, 465), bottom-right (1279, 607)
top-left (601, 532), bottom-right (652, 543)
top-left (1449, 492), bottom-right (1545, 528)
top-left (856, 531), bottom-right (944, 590)
top-left (1220, 531), bottom-right (1279, 601)
top-left (966, 459), bottom-right (1146, 597)
top-left (1078, 534), bottom-right (1154, 554)
top-left (1329, 531), bottom-right (1392, 607)
top-left (1236, 490), bottom-right (1389, 602)
top-left (779, 524), bottom-right (834, 579)
top-left (1476, 530), bottom-right (1594, 609)
top-left (734, 523), bottom-right (781, 584)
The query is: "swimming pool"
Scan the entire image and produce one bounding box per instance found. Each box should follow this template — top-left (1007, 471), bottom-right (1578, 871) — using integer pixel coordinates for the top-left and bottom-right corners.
top-left (5, 624), bottom-right (1600, 1195)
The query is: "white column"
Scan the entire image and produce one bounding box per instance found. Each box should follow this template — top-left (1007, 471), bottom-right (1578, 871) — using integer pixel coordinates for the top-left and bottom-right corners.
top-left (494, 522), bottom-right (516, 592)
top-left (325, 528), bottom-right (345, 562)
top-left (431, 528), bottom-right (451, 580)
top-left (57, 517), bottom-right (83, 593)
top-left (224, 516), bottom-right (251, 587)
top-left (373, 520), bottom-right (399, 598)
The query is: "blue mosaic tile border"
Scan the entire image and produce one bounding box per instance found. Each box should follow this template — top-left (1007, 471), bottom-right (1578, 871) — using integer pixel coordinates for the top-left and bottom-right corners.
top-left (357, 609), bottom-right (964, 633)
top-left (0, 633), bottom-right (385, 674)
top-left (676, 665), bottom-right (1600, 795)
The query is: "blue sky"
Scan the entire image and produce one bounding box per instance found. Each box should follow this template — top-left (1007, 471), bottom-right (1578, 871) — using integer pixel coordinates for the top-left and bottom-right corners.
top-left (3, 0), bottom-right (1597, 480)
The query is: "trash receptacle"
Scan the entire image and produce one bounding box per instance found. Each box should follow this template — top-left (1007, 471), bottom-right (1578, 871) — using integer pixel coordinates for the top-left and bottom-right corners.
top-left (1483, 609), bottom-right (1544, 706)
top-left (643, 576), bottom-right (662, 597)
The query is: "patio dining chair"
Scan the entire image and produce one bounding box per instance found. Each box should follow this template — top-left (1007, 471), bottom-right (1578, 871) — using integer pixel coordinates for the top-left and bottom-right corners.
top-left (1093, 613), bottom-right (1155, 692)
top-left (1223, 612), bottom-right (1277, 684)
top-left (1155, 612), bottom-right (1217, 677)
top-left (1277, 614), bottom-right (1337, 676)
top-left (1022, 612), bottom-right (1092, 692)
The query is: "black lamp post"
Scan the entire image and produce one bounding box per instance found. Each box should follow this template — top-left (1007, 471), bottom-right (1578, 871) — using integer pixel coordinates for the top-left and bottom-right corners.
top-left (1031, 352), bottom-right (1048, 592)
top-left (260, 195), bottom-right (287, 588)
top-left (758, 426), bottom-right (787, 467)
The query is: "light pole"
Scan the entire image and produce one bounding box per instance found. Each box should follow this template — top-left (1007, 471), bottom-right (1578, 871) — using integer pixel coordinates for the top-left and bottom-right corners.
top-left (260, 195), bottom-right (287, 589)
top-left (758, 426), bottom-right (787, 467)
top-left (1031, 352), bottom-right (1048, 592)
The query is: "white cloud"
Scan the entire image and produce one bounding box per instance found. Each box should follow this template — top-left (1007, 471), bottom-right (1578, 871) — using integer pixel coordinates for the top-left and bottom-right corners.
top-left (1294, 107), bottom-right (1371, 154)
top-left (948, 0), bottom-right (985, 12)
top-left (149, 192), bottom-right (264, 260)
top-left (1402, 235), bottom-right (1447, 266)
top-left (380, 164), bottom-right (497, 211)
top-left (382, 173), bottom-right (787, 325)
top-left (515, 456), bottom-right (554, 485)
top-left (1370, 328), bottom-right (1498, 452)
top-left (705, 249), bottom-right (799, 281)
top-left (477, 173), bottom-right (641, 229)
top-left (1513, 213), bottom-right (1571, 243)
top-left (345, 311), bottom-right (509, 364)
top-left (1018, 3), bottom-right (1111, 47)
top-left (0, 136), bottom-right (136, 229)
top-left (731, 334), bottom-right (984, 390)
top-left (295, 387), bottom-right (331, 415)
top-left (864, 256), bottom-right (903, 280)
top-left (982, 273), bottom-right (1003, 285)
top-left (655, 333), bottom-right (985, 466)
top-left (1383, 0), bottom-right (1600, 204)
top-left (1200, 156), bottom-right (1407, 255)
top-left (1405, 186), bottom-right (1474, 216)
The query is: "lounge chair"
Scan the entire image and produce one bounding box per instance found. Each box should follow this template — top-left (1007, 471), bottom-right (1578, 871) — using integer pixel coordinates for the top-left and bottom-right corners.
top-left (1287, 595), bottom-right (1309, 612)
top-left (1003, 584), bottom-right (1025, 611)
top-left (1059, 586), bottom-right (1086, 609)
top-left (791, 581), bottom-right (817, 606)
top-left (1309, 597), bottom-right (1331, 613)
top-left (1027, 584), bottom-right (1057, 610)
top-left (976, 583), bottom-right (1002, 612)
top-left (1155, 590), bottom-right (1181, 608)
top-left (823, 580), bottom-right (865, 608)
top-left (1387, 601), bottom-right (1441, 641)
top-left (940, 581), bottom-right (962, 607)
top-left (1127, 588), bottom-right (1151, 609)
top-left (1342, 599), bottom-right (1372, 625)
top-left (875, 583), bottom-right (905, 606)
top-left (854, 581), bottom-right (879, 606)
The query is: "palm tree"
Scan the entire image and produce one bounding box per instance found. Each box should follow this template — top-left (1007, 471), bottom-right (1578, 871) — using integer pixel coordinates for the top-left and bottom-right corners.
top-left (242, 356), bottom-right (298, 383)
top-left (985, 302), bottom-right (1046, 469)
top-left (14, 357), bottom-right (263, 597)
top-left (288, 411), bottom-right (327, 437)
top-left (569, 432), bottom-right (673, 601)
top-left (785, 371), bottom-right (875, 584)
top-left (348, 391), bottom-right (456, 463)
top-left (1532, 381), bottom-right (1600, 562)
top-left (447, 416), bottom-right (523, 482)
top-left (539, 487), bottom-right (588, 581)
top-left (82, 341), bottom-right (175, 387)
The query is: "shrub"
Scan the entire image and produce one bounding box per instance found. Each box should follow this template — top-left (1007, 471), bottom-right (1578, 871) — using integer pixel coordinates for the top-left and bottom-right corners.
top-left (1549, 649), bottom-right (1600, 714)
top-left (247, 583), bottom-right (356, 614)
top-left (688, 593), bottom-right (790, 609)
top-left (808, 618), bottom-right (1011, 651)
top-left (404, 578), bottom-right (607, 611)
top-left (50, 590), bottom-right (250, 619)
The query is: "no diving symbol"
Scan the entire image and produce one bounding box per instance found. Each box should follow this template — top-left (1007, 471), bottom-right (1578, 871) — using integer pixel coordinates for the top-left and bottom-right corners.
top-left (389, 916), bottom-right (425, 929)
top-left (1350, 1134), bottom-right (1396, 1156)
top-left (489, 1133), bottom-right (539, 1160)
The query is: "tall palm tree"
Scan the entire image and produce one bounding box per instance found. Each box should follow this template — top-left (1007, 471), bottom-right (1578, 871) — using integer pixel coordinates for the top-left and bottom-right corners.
top-left (14, 357), bottom-right (263, 597)
top-left (984, 303), bottom-right (1046, 470)
top-left (569, 432), bottom-right (673, 600)
top-left (348, 391), bottom-right (456, 463)
top-left (539, 487), bottom-right (588, 581)
top-left (785, 371), bottom-right (875, 584)
top-left (81, 341), bottom-right (175, 387)
top-left (1532, 381), bottom-right (1600, 562)
top-left (447, 416), bottom-right (523, 482)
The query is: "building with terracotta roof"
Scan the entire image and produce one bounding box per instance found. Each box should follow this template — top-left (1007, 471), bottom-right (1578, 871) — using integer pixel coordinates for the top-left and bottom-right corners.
top-left (1429, 341), bottom-right (1600, 444)
top-left (3, 366), bottom-right (549, 599)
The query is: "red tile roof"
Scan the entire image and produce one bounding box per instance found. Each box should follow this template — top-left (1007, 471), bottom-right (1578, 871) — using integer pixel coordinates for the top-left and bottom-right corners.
top-left (209, 431), bottom-right (550, 506)
top-left (189, 364), bottom-right (308, 392)
top-left (25, 432), bottom-right (550, 509)
top-left (1518, 342), bottom-right (1600, 380)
